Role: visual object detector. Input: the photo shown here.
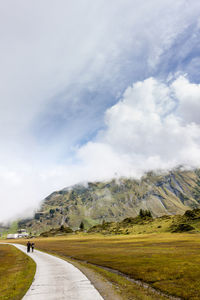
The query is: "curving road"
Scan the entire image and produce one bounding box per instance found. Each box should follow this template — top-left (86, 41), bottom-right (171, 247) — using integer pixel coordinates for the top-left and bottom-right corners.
top-left (13, 244), bottom-right (104, 300)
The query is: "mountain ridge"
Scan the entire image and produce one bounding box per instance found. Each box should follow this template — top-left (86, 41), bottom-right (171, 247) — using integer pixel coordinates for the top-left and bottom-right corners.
top-left (18, 168), bottom-right (200, 233)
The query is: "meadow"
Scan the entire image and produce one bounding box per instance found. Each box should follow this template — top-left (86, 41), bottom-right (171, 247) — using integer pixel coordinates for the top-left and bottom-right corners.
top-left (14, 232), bottom-right (200, 299)
top-left (0, 244), bottom-right (36, 300)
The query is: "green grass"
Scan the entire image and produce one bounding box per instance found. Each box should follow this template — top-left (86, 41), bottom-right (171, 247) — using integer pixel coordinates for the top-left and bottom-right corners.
top-left (0, 244), bottom-right (36, 300)
top-left (13, 232), bottom-right (200, 299)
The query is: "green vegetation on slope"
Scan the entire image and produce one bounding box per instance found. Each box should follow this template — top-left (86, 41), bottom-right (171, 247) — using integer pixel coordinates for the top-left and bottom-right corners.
top-left (35, 208), bottom-right (200, 237)
top-left (88, 208), bottom-right (200, 235)
top-left (0, 244), bottom-right (36, 300)
top-left (18, 168), bottom-right (200, 233)
top-left (40, 225), bottom-right (73, 237)
top-left (0, 221), bottom-right (19, 238)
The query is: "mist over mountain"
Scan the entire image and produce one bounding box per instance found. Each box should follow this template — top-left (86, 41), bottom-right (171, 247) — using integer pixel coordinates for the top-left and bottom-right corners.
top-left (18, 168), bottom-right (200, 233)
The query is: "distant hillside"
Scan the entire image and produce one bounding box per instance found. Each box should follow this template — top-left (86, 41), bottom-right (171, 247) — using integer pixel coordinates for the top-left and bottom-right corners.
top-left (0, 223), bottom-right (9, 235)
top-left (18, 168), bottom-right (200, 233)
top-left (88, 208), bottom-right (200, 235)
top-left (39, 225), bottom-right (73, 237)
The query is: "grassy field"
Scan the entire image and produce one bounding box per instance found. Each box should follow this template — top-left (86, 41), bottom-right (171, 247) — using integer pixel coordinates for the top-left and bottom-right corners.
top-left (56, 254), bottom-right (168, 300)
top-left (0, 244), bottom-right (36, 300)
top-left (13, 232), bottom-right (200, 299)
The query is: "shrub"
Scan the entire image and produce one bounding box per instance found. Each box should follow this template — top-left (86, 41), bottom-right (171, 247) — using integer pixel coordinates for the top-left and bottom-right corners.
top-left (184, 210), bottom-right (196, 219)
top-left (170, 223), bottom-right (194, 233)
top-left (79, 221), bottom-right (84, 230)
top-left (139, 209), bottom-right (152, 218)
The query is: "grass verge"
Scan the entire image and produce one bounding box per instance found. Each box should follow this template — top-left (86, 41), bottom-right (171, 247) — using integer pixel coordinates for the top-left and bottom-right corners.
top-left (0, 244), bottom-right (36, 300)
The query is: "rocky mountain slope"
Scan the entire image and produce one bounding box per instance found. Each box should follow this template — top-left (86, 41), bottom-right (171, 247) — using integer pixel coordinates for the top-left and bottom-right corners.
top-left (19, 168), bottom-right (200, 233)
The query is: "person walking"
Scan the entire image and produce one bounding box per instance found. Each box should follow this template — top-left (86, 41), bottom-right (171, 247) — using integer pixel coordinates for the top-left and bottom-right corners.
top-left (31, 242), bottom-right (35, 252)
top-left (27, 241), bottom-right (31, 253)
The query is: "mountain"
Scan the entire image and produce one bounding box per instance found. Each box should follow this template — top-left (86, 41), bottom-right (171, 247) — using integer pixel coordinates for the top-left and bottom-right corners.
top-left (18, 168), bottom-right (200, 233)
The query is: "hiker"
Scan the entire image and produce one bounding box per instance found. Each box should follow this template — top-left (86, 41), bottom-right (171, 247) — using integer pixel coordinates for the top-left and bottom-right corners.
top-left (31, 242), bottom-right (35, 252)
top-left (27, 241), bottom-right (31, 253)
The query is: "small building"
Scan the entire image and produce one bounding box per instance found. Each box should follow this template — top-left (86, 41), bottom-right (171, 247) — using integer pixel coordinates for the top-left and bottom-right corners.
top-left (7, 233), bottom-right (19, 239)
top-left (17, 228), bottom-right (26, 233)
top-left (18, 233), bottom-right (28, 238)
top-left (17, 229), bottom-right (28, 238)
top-left (7, 230), bottom-right (29, 239)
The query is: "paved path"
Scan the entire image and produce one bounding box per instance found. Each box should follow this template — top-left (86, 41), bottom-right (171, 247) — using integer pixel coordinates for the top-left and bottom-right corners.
top-left (13, 243), bottom-right (104, 300)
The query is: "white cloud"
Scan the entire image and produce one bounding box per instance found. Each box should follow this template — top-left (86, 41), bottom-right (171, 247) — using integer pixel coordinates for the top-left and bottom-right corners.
top-left (75, 76), bottom-right (200, 178)
top-left (3, 75), bottom-right (199, 222)
top-left (172, 76), bottom-right (200, 124)
top-left (1, 1), bottom-right (200, 221)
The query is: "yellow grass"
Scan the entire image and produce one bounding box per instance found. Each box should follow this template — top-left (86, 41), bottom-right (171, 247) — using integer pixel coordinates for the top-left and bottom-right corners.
top-left (68, 258), bottom-right (169, 300)
top-left (0, 244), bottom-right (36, 300)
top-left (13, 232), bottom-right (200, 299)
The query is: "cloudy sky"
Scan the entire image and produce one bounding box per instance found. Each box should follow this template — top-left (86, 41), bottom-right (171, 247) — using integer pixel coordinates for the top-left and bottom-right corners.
top-left (1, 0), bottom-right (200, 222)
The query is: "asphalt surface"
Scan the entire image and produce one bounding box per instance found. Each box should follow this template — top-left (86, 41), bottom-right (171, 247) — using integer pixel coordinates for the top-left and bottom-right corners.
top-left (13, 243), bottom-right (104, 300)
